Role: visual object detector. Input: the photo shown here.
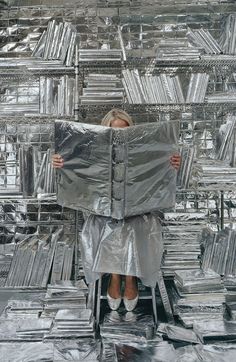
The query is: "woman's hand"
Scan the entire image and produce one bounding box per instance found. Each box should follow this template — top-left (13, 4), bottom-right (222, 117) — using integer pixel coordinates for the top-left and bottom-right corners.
top-left (170, 153), bottom-right (181, 171)
top-left (52, 154), bottom-right (64, 168)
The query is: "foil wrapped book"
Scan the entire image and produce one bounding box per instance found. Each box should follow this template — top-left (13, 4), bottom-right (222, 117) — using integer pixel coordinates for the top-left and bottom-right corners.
top-left (55, 120), bottom-right (179, 219)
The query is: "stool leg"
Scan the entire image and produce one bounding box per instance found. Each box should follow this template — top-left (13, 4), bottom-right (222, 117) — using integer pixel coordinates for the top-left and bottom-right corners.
top-left (87, 282), bottom-right (96, 311)
top-left (151, 287), bottom-right (158, 326)
top-left (96, 276), bottom-right (102, 328)
top-left (157, 271), bottom-right (174, 323)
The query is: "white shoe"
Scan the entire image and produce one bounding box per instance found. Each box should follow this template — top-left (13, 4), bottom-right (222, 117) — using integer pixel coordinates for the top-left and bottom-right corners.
top-left (123, 294), bottom-right (139, 312)
top-left (107, 292), bottom-right (122, 310)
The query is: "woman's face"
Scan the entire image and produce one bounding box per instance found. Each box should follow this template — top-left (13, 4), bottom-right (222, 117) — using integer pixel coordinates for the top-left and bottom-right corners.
top-left (110, 119), bottom-right (130, 128)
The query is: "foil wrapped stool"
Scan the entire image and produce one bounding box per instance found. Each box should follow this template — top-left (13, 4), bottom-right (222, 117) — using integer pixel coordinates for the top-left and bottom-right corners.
top-left (94, 271), bottom-right (174, 328)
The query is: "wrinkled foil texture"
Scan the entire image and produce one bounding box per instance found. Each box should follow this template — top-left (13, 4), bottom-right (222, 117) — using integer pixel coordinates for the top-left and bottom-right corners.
top-left (55, 120), bottom-right (179, 219)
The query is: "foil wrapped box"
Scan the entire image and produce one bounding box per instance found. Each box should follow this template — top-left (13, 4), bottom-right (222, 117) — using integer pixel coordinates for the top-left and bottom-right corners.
top-left (55, 120), bottom-right (179, 219)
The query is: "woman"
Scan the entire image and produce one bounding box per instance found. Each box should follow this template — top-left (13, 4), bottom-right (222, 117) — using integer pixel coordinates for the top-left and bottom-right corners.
top-left (52, 109), bottom-right (181, 311)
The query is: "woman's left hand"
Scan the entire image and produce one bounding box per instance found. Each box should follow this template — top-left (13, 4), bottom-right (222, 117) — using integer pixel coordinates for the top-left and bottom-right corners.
top-left (170, 153), bottom-right (181, 171)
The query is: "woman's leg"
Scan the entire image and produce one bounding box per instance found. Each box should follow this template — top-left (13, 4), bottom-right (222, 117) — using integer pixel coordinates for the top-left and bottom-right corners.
top-left (107, 273), bottom-right (121, 298)
top-left (124, 275), bottom-right (138, 299)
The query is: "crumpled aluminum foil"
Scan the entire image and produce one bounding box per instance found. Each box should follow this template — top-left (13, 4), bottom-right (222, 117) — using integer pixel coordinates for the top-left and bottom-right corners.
top-left (81, 212), bottom-right (163, 287)
top-left (55, 120), bottom-right (179, 219)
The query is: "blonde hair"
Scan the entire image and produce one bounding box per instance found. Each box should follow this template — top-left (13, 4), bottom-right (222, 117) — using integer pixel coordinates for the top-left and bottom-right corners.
top-left (101, 108), bottom-right (134, 127)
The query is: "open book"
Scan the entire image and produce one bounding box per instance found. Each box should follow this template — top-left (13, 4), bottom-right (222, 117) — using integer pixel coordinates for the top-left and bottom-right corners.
top-left (55, 120), bottom-right (179, 219)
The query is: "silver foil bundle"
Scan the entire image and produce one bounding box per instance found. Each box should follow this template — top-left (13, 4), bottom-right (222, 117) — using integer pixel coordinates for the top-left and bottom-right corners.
top-left (186, 73), bottom-right (209, 103)
top-left (78, 49), bottom-right (122, 62)
top-left (161, 212), bottom-right (205, 276)
top-left (221, 14), bottom-right (236, 55)
top-left (0, 342), bottom-right (56, 361)
top-left (174, 269), bottom-right (224, 294)
top-left (187, 28), bottom-right (222, 54)
top-left (19, 144), bottom-right (34, 196)
top-left (201, 227), bottom-right (236, 277)
top-left (156, 39), bottom-right (202, 60)
top-left (5, 229), bottom-right (63, 288)
top-left (197, 159), bottom-right (236, 187)
top-left (122, 69), bottom-right (184, 104)
top-left (33, 148), bottom-right (55, 197)
top-left (19, 146), bottom-right (55, 197)
top-left (32, 20), bottom-right (76, 66)
top-left (215, 115), bottom-right (236, 165)
top-left (55, 120), bottom-right (179, 219)
top-left (0, 319), bottom-right (52, 342)
top-left (39, 75), bottom-right (75, 115)
top-left (207, 91), bottom-right (236, 103)
top-left (193, 319), bottom-right (236, 343)
top-left (43, 281), bottom-right (87, 313)
top-left (46, 308), bottom-right (95, 339)
top-left (177, 145), bottom-right (196, 189)
top-left (80, 73), bottom-right (124, 105)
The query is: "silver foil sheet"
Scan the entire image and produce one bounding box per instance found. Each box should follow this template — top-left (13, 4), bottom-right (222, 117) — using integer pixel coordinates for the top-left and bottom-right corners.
top-left (55, 120), bottom-right (179, 219)
top-left (102, 340), bottom-right (176, 362)
top-left (178, 312), bottom-right (224, 329)
top-left (193, 319), bottom-right (236, 343)
top-left (0, 339), bottom-right (101, 361)
top-left (0, 342), bottom-right (56, 362)
top-left (53, 339), bottom-right (101, 361)
top-left (157, 323), bottom-right (200, 344)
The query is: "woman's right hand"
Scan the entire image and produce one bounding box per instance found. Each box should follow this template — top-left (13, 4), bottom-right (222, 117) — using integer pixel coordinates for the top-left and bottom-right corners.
top-left (52, 154), bottom-right (64, 168)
